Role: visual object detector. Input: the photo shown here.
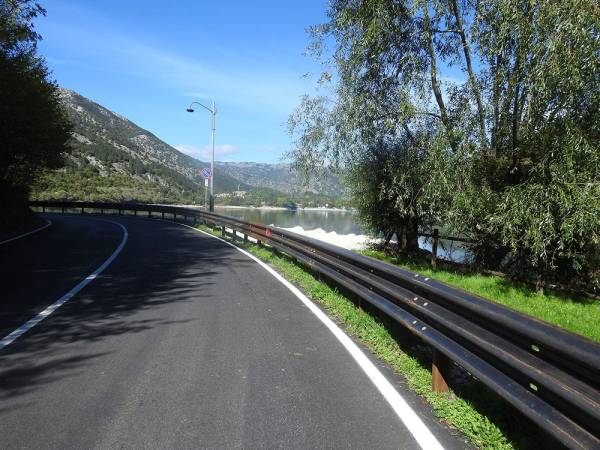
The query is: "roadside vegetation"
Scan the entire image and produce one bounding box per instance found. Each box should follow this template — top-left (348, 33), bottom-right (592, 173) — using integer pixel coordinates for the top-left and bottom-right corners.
top-left (0, 0), bottom-right (71, 234)
top-left (288, 0), bottom-right (599, 295)
top-left (197, 223), bottom-right (563, 450)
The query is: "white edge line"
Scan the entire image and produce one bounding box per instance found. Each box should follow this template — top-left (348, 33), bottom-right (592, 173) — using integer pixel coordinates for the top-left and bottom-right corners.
top-left (0, 219), bottom-right (128, 350)
top-left (0, 219), bottom-right (52, 245)
top-left (175, 221), bottom-right (445, 450)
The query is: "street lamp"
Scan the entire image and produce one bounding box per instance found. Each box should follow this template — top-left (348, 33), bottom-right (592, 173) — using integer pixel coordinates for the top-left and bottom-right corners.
top-left (186, 100), bottom-right (216, 211)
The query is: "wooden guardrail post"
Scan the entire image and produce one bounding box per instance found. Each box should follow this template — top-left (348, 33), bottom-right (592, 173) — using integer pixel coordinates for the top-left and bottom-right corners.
top-left (431, 228), bottom-right (439, 268)
top-left (432, 349), bottom-right (450, 393)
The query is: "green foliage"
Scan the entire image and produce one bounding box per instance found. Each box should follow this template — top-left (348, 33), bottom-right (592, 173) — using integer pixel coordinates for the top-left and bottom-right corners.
top-left (31, 166), bottom-right (198, 204)
top-left (0, 0), bottom-right (72, 230)
top-left (216, 187), bottom-right (346, 208)
top-left (492, 125), bottom-right (600, 290)
top-left (289, 0), bottom-right (599, 290)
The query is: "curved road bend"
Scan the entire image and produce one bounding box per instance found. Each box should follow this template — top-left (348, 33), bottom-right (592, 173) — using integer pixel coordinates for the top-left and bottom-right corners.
top-left (0, 214), bottom-right (467, 449)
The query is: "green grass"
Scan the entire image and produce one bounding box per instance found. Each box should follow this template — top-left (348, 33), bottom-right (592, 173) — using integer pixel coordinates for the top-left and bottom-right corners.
top-left (196, 224), bottom-right (564, 450)
top-left (360, 249), bottom-right (600, 343)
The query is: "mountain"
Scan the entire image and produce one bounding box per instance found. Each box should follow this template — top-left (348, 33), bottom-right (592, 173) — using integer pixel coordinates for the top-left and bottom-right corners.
top-left (31, 88), bottom-right (344, 205)
top-left (32, 89), bottom-right (250, 203)
top-left (217, 162), bottom-right (344, 197)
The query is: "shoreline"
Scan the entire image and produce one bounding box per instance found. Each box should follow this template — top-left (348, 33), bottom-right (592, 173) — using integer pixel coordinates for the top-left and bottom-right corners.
top-left (215, 205), bottom-right (354, 212)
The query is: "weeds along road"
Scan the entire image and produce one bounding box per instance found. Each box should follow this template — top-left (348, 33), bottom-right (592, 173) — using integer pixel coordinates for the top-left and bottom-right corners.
top-left (0, 214), bottom-right (466, 449)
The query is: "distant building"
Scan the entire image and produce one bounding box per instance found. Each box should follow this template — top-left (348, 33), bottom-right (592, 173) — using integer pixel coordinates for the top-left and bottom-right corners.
top-left (215, 190), bottom-right (248, 198)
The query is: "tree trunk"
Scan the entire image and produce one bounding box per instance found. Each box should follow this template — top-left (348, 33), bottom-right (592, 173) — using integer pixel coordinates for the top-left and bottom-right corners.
top-left (422, 1), bottom-right (458, 153)
top-left (450, 0), bottom-right (487, 148)
top-left (383, 230), bottom-right (394, 248)
top-left (404, 217), bottom-right (420, 252)
top-left (397, 220), bottom-right (419, 253)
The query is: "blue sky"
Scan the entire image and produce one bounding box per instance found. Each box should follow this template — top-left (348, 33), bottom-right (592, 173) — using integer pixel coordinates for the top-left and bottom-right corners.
top-left (36, 0), bottom-right (328, 163)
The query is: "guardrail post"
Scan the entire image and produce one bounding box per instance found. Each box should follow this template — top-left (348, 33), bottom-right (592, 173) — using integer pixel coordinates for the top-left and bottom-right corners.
top-left (118, 209), bottom-right (122, 216)
top-left (81, 206), bottom-right (84, 214)
top-left (161, 211), bottom-right (165, 219)
top-left (148, 210), bottom-right (151, 218)
top-left (62, 206), bottom-right (65, 214)
top-left (221, 226), bottom-right (225, 237)
top-left (42, 205), bottom-right (46, 213)
top-left (432, 349), bottom-right (450, 393)
top-left (100, 208), bottom-right (104, 215)
top-left (431, 228), bottom-right (439, 268)
top-left (244, 234), bottom-right (248, 243)
top-left (134, 210), bottom-right (137, 216)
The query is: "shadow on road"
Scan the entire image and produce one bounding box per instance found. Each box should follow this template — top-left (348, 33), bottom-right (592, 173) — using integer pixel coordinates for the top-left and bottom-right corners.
top-left (0, 216), bottom-right (254, 404)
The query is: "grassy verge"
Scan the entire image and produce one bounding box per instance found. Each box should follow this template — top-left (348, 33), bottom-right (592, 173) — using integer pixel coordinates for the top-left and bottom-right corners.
top-left (360, 249), bottom-right (600, 343)
top-left (196, 224), bottom-right (563, 450)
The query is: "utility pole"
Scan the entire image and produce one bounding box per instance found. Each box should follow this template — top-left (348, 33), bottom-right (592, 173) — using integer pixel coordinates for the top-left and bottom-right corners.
top-left (187, 100), bottom-right (217, 211)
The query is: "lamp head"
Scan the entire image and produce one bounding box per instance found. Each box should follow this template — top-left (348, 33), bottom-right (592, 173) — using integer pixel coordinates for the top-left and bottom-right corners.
top-left (186, 108), bottom-right (194, 113)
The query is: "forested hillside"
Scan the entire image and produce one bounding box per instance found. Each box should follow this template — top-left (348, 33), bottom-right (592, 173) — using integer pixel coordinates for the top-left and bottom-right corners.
top-left (32, 89), bottom-right (344, 206)
top-left (31, 89), bottom-right (249, 203)
top-left (217, 162), bottom-right (344, 197)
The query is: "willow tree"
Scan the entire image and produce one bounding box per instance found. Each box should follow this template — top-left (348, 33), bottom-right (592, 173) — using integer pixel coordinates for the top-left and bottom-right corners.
top-left (289, 0), bottom-right (599, 288)
top-left (289, 0), bottom-right (455, 251)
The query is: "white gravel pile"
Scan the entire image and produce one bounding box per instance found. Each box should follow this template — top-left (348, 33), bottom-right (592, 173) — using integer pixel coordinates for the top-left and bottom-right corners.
top-left (279, 226), bottom-right (376, 250)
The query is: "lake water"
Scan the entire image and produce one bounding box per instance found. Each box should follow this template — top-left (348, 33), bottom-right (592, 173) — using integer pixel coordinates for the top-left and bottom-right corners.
top-left (215, 207), bottom-right (470, 263)
top-left (216, 207), bottom-right (365, 234)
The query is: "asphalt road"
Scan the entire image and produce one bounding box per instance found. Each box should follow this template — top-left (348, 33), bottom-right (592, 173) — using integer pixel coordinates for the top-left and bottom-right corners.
top-left (0, 214), bottom-right (466, 449)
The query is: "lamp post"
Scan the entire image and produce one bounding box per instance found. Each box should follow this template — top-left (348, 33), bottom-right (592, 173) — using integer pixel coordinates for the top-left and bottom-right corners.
top-left (186, 100), bottom-right (216, 211)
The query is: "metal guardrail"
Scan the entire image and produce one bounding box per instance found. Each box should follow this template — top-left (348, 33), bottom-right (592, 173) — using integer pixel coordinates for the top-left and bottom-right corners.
top-left (30, 200), bottom-right (600, 449)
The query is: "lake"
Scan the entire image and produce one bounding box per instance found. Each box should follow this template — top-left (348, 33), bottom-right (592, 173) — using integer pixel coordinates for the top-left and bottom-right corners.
top-left (215, 207), bottom-right (470, 263)
top-left (216, 207), bottom-right (364, 234)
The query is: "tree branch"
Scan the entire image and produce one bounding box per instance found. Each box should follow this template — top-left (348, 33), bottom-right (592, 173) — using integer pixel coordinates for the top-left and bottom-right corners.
top-left (449, 0), bottom-right (487, 149)
top-left (422, 1), bottom-right (458, 153)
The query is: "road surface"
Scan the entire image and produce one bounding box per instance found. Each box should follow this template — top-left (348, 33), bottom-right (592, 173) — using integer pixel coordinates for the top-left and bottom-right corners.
top-left (0, 214), bottom-right (466, 449)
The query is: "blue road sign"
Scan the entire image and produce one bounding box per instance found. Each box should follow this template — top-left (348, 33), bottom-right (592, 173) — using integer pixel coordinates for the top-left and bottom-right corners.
top-left (201, 168), bottom-right (212, 179)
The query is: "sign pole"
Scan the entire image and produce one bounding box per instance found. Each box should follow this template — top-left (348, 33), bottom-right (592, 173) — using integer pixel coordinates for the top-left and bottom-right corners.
top-left (204, 178), bottom-right (208, 210)
top-left (200, 167), bottom-right (212, 211)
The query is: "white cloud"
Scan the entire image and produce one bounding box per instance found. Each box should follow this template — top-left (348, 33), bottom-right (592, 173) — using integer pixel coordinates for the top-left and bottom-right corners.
top-left (176, 144), bottom-right (239, 161)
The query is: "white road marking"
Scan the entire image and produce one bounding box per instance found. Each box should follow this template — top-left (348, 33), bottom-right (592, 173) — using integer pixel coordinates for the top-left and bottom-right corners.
top-left (0, 219), bottom-right (128, 350)
top-left (0, 219), bottom-right (52, 245)
top-left (177, 221), bottom-right (445, 450)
